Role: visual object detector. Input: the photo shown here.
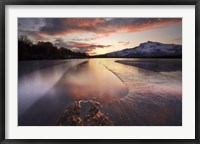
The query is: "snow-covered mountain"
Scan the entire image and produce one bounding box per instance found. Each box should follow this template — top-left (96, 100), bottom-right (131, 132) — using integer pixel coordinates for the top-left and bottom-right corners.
top-left (104, 41), bottom-right (182, 58)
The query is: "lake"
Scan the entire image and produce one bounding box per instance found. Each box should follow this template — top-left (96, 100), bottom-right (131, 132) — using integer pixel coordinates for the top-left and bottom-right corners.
top-left (18, 58), bottom-right (182, 126)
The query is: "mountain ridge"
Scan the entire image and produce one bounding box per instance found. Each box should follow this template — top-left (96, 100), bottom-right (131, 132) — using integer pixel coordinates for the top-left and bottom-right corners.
top-left (93, 41), bottom-right (182, 58)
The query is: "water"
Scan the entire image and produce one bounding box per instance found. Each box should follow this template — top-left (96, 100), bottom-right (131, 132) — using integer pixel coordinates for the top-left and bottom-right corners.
top-left (18, 58), bottom-right (182, 126)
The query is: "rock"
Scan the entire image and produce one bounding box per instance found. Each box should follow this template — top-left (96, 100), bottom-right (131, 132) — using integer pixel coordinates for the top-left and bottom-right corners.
top-left (56, 100), bottom-right (113, 126)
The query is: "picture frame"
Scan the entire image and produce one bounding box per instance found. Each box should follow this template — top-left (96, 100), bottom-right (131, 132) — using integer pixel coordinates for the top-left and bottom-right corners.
top-left (0, 0), bottom-right (199, 143)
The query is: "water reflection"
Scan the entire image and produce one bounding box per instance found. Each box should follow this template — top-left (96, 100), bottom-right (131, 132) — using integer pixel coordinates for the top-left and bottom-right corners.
top-left (18, 59), bottom-right (87, 116)
top-left (18, 58), bottom-right (182, 126)
top-left (116, 59), bottom-right (182, 72)
top-left (62, 60), bottom-right (128, 101)
top-left (19, 59), bottom-right (128, 125)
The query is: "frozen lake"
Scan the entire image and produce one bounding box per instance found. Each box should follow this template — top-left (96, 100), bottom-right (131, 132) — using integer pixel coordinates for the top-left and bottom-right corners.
top-left (18, 58), bottom-right (182, 126)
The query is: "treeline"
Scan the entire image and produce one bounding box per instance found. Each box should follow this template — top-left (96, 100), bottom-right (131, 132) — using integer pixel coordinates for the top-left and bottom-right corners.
top-left (18, 36), bottom-right (88, 60)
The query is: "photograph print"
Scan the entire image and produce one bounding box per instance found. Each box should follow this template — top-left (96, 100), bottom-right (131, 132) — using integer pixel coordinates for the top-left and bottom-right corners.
top-left (18, 18), bottom-right (182, 126)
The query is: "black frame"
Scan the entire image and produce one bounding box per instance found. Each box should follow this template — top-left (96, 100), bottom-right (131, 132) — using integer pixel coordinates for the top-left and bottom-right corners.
top-left (0, 0), bottom-right (199, 143)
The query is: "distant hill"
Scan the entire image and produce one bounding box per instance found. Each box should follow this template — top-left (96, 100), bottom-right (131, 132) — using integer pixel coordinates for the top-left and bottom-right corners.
top-left (94, 41), bottom-right (182, 58)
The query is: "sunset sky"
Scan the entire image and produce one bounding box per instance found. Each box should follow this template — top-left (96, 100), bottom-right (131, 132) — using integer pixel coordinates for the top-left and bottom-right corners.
top-left (18, 18), bottom-right (182, 55)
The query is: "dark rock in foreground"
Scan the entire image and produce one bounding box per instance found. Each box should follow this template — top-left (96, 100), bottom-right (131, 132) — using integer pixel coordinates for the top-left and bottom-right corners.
top-left (56, 100), bottom-right (113, 126)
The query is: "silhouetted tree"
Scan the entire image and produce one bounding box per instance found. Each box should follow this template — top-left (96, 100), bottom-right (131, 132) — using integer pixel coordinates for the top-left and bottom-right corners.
top-left (18, 36), bottom-right (33, 60)
top-left (18, 36), bottom-right (88, 60)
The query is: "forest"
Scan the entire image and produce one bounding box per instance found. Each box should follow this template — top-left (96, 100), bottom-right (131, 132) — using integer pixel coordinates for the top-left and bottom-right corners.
top-left (18, 36), bottom-right (88, 60)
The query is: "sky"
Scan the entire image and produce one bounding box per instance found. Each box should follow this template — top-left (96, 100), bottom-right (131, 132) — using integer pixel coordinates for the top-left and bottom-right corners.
top-left (18, 18), bottom-right (182, 55)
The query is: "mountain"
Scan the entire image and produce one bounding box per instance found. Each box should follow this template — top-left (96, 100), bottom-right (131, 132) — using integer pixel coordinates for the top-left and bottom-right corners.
top-left (97, 41), bottom-right (182, 58)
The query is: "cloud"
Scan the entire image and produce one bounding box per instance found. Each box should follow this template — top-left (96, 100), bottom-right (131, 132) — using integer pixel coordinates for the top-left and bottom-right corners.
top-left (118, 41), bottom-right (130, 46)
top-left (39, 18), bottom-right (107, 35)
top-left (87, 51), bottom-right (97, 55)
top-left (18, 30), bottom-right (45, 42)
top-left (38, 18), bottom-right (181, 36)
top-left (71, 35), bottom-right (104, 41)
top-left (103, 18), bottom-right (181, 33)
top-left (18, 18), bottom-right (47, 41)
top-left (54, 38), bottom-right (112, 53)
top-left (18, 18), bottom-right (45, 32)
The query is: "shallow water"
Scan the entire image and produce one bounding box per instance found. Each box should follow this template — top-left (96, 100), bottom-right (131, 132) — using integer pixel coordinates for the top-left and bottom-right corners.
top-left (18, 58), bottom-right (182, 126)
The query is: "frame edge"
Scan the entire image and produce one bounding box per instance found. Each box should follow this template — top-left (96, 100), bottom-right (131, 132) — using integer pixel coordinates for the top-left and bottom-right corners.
top-left (0, 0), bottom-right (5, 143)
top-left (0, 0), bottom-right (199, 143)
top-left (195, 1), bottom-right (200, 143)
